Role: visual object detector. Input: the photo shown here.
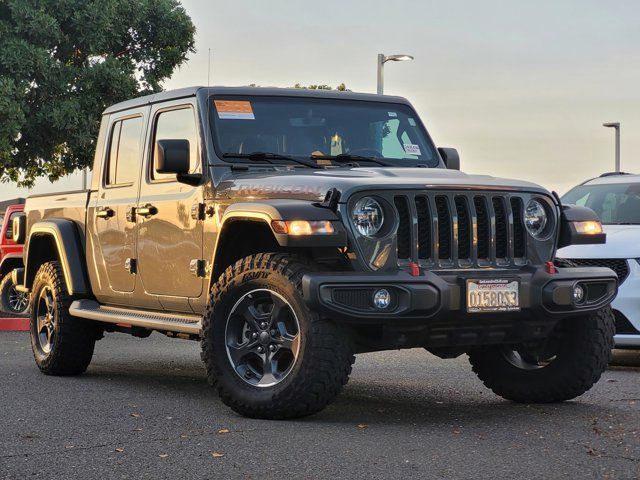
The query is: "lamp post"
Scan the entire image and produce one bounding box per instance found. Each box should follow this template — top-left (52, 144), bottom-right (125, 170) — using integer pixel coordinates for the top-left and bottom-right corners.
top-left (377, 53), bottom-right (414, 94)
top-left (603, 122), bottom-right (621, 173)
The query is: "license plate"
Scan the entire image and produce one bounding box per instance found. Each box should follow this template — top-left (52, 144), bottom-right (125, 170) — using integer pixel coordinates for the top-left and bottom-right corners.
top-left (466, 279), bottom-right (520, 313)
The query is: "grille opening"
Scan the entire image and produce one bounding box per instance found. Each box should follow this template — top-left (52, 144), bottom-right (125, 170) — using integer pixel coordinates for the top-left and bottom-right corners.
top-left (492, 197), bottom-right (508, 259)
top-left (455, 196), bottom-right (471, 260)
top-left (394, 196), bottom-right (411, 260)
top-left (415, 196), bottom-right (431, 259)
top-left (435, 196), bottom-right (452, 260)
top-left (566, 258), bottom-right (630, 285)
top-left (333, 289), bottom-right (373, 310)
top-left (474, 196), bottom-right (490, 260)
top-left (510, 197), bottom-right (526, 258)
top-left (390, 192), bottom-right (540, 269)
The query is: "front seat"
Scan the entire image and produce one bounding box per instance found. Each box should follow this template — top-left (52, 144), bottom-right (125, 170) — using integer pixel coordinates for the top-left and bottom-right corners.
top-left (616, 195), bottom-right (640, 222)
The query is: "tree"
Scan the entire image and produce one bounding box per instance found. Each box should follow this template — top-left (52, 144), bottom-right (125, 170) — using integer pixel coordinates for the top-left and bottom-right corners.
top-left (0, 0), bottom-right (195, 187)
top-left (248, 83), bottom-right (350, 91)
top-left (292, 83), bottom-right (349, 91)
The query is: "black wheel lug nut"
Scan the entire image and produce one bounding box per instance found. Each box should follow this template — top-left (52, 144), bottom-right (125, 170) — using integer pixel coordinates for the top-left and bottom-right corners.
top-left (269, 344), bottom-right (276, 352)
top-left (251, 332), bottom-right (258, 340)
top-left (270, 329), bottom-right (276, 336)
top-left (260, 322), bottom-right (268, 329)
top-left (257, 346), bottom-right (264, 353)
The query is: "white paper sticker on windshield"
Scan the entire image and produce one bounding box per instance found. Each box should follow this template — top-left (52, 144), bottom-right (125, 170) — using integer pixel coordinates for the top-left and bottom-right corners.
top-left (214, 100), bottom-right (255, 120)
top-left (408, 118), bottom-right (417, 126)
top-left (404, 144), bottom-right (421, 155)
top-left (388, 111), bottom-right (397, 117)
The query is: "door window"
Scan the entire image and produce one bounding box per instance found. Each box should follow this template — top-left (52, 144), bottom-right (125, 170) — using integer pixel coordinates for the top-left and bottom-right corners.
top-left (106, 116), bottom-right (144, 186)
top-left (5, 211), bottom-right (21, 240)
top-left (152, 107), bottom-right (200, 181)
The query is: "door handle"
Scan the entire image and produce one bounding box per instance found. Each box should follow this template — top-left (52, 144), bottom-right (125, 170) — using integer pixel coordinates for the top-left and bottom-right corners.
top-left (96, 207), bottom-right (114, 219)
top-left (136, 204), bottom-right (158, 218)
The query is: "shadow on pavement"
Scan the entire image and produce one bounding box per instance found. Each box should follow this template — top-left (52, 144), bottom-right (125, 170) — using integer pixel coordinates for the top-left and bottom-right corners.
top-left (74, 359), bottom-right (622, 429)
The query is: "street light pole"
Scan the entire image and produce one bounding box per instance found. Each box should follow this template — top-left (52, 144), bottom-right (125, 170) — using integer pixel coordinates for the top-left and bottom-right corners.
top-left (376, 54), bottom-right (385, 95)
top-left (603, 122), bottom-right (621, 173)
top-left (376, 53), bottom-right (414, 94)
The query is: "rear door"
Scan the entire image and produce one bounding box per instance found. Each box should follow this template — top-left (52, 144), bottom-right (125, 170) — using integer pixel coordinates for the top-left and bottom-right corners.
top-left (135, 100), bottom-right (204, 312)
top-left (92, 108), bottom-right (147, 301)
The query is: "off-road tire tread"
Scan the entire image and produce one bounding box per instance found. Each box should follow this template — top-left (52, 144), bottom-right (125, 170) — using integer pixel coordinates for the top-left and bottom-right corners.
top-left (201, 253), bottom-right (355, 419)
top-left (468, 307), bottom-right (615, 403)
top-left (31, 262), bottom-right (96, 376)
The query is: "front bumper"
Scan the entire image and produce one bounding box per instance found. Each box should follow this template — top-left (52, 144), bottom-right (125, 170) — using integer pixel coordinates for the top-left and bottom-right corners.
top-left (611, 259), bottom-right (640, 347)
top-left (302, 265), bottom-right (617, 324)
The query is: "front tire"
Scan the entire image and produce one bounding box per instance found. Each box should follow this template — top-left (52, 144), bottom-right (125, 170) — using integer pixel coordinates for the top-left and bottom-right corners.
top-left (30, 262), bottom-right (97, 375)
top-left (201, 253), bottom-right (355, 419)
top-left (468, 307), bottom-right (615, 403)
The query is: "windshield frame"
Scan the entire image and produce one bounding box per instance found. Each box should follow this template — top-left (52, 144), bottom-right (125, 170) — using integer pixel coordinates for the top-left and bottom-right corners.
top-left (206, 94), bottom-right (443, 169)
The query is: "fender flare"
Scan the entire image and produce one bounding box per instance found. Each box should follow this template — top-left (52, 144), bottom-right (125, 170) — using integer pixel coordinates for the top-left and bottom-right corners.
top-left (0, 253), bottom-right (23, 277)
top-left (218, 200), bottom-right (347, 248)
top-left (24, 219), bottom-right (89, 296)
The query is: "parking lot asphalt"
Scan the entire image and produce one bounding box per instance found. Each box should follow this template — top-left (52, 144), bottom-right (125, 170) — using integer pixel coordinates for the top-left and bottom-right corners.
top-left (1, 331), bottom-right (639, 480)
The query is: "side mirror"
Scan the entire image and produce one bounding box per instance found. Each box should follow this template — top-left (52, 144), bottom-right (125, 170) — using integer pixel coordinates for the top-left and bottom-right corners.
top-left (438, 147), bottom-right (460, 170)
top-left (12, 214), bottom-right (26, 244)
top-left (156, 139), bottom-right (190, 175)
top-left (558, 204), bottom-right (606, 248)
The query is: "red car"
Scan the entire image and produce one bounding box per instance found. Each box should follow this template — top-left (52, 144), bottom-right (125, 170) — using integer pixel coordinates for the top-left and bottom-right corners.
top-left (0, 201), bottom-right (28, 315)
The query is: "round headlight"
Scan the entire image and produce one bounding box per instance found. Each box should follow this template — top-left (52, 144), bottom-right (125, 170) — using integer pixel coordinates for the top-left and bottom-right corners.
top-left (524, 199), bottom-right (548, 238)
top-left (352, 197), bottom-right (384, 237)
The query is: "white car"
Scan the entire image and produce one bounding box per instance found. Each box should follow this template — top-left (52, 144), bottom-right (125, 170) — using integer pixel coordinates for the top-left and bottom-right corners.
top-left (558, 173), bottom-right (640, 347)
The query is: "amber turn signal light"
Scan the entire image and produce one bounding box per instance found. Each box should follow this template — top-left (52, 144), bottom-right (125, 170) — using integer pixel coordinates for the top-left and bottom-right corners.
top-left (271, 220), bottom-right (335, 235)
top-left (573, 221), bottom-right (603, 235)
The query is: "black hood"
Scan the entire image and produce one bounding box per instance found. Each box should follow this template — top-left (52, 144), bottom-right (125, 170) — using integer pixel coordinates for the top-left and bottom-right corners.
top-left (215, 166), bottom-right (551, 203)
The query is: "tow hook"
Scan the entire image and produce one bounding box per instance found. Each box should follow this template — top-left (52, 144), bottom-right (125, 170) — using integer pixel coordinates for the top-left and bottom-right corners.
top-left (409, 262), bottom-right (420, 277)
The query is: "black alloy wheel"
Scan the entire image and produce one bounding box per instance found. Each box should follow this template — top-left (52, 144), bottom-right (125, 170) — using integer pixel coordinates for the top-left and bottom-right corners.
top-left (225, 288), bottom-right (301, 387)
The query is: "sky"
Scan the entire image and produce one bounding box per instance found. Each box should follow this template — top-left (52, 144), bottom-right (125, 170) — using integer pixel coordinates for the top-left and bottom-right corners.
top-left (3, 0), bottom-right (639, 200)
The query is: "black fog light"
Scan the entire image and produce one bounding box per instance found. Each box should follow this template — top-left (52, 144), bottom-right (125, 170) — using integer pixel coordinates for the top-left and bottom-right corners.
top-left (572, 284), bottom-right (586, 305)
top-left (373, 289), bottom-right (391, 309)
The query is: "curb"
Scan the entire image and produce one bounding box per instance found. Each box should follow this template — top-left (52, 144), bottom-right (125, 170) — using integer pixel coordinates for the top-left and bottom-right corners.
top-left (0, 317), bottom-right (29, 331)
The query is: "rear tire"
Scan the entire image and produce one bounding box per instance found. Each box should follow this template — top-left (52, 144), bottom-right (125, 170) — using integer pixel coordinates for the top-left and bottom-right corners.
top-left (30, 262), bottom-right (97, 376)
top-left (468, 307), bottom-right (615, 403)
top-left (0, 270), bottom-right (29, 315)
top-left (201, 253), bottom-right (355, 419)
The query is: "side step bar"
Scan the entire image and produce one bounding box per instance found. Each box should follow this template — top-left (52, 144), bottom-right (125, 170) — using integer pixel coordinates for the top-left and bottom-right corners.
top-left (69, 299), bottom-right (202, 335)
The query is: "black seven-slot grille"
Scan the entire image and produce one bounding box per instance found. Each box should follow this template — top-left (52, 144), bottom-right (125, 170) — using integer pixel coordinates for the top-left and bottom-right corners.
top-left (566, 258), bottom-right (630, 285)
top-left (394, 192), bottom-right (528, 268)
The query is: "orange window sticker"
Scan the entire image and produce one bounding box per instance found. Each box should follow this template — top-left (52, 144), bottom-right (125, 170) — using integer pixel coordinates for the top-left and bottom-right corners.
top-left (214, 100), bottom-right (255, 120)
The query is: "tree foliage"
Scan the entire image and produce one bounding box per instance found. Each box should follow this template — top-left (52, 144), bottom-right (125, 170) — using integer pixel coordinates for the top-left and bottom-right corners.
top-left (248, 83), bottom-right (350, 91)
top-left (0, 0), bottom-right (195, 187)
top-left (292, 83), bottom-right (348, 91)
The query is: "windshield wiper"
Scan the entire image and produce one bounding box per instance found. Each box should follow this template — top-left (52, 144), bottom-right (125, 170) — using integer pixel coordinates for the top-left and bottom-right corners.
top-left (222, 152), bottom-right (321, 169)
top-left (311, 154), bottom-right (392, 167)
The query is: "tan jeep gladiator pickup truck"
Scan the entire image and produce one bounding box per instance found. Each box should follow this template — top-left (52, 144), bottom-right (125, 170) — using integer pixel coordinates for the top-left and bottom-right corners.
top-left (13, 87), bottom-right (617, 419)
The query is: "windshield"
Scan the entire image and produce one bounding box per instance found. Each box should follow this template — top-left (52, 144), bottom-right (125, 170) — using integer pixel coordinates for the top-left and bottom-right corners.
top-left (562, 182), bottom-right (640, 225)
top-left (209, 95), bottom-right (439, 167)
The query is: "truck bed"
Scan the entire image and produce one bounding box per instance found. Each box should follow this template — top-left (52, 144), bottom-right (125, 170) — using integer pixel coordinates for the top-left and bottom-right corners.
top-left (25, 190), bottom-right (90, 236)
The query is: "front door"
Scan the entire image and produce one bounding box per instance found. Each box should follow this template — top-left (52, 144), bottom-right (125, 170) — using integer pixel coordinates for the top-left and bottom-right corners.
top-left (93, 110), bottom-right (146, 297)
top-left (135, 101), bottom-right (204, 312)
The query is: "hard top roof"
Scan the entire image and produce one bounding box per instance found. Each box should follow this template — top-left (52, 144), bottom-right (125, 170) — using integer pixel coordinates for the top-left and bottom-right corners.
top-left (103, 86), bottom-right (410, 115)
top-left (582, 173), bottom-right (640, 186)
